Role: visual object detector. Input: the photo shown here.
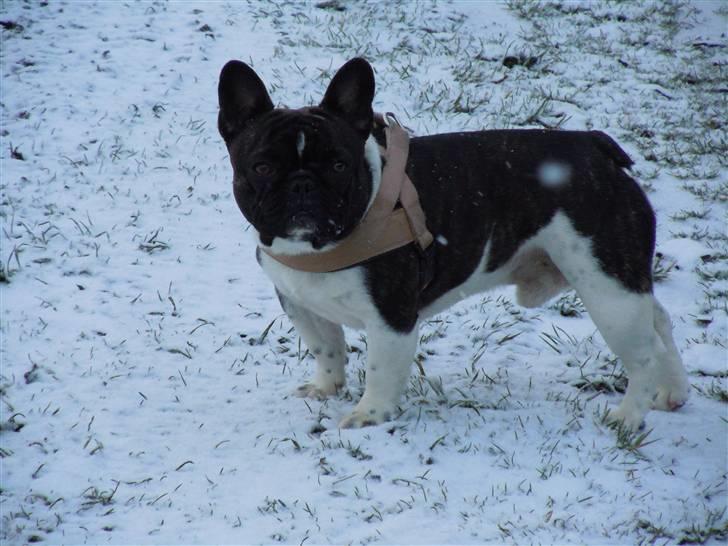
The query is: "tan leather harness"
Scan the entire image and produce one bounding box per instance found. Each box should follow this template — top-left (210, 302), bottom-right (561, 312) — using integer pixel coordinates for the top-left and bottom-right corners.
top-left (261, 113), bottom-right (434, 277)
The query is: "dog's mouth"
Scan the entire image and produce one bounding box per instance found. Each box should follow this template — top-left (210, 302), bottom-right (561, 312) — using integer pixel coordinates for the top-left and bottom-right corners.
top-left (290, 209), bottom-right (317, 224)
top-left (250, 187), bottom-right (351, 250)
top-left (287, 212), bottom-right (317, 238)
top-left (287, 204), bottom-right (320, 230)
top-left (284, 210), bottom-right (348, 250)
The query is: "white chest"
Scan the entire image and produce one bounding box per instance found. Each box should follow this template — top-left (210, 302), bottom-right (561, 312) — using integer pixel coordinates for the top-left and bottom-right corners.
top-left (259, 252), bottom-right (377, 329)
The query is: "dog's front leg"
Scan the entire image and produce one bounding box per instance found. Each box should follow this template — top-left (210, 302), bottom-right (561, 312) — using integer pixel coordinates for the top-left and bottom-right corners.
top-left (277, 292), bottom-right (347, 399)
top-left (340, 325), bottom-right (418, 428)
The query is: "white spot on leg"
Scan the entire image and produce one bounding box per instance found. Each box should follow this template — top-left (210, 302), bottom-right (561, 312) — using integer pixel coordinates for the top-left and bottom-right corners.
top-left (538, 161), bottom-right (571, 188)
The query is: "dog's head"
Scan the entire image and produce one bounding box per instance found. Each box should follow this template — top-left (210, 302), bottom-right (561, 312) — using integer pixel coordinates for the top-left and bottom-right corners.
top-left (218, 58), bottom-right (381, 254)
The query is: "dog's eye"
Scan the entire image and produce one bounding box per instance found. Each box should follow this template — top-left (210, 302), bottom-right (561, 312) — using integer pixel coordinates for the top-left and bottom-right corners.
top-left (253, 162), bottom-right (274, 176)
top-left (333, 161), bottom-right (347, 173)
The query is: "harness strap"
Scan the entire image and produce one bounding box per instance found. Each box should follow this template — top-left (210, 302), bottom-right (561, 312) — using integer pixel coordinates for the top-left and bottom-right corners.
top-left (378, 113), bottom-right (434, 251)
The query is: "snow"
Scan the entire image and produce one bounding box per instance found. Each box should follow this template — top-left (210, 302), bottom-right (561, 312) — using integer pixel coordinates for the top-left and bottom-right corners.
top-left (1, 1), bottom-right (727, 544)
top-left (537, 161), bottom-right (572, 188)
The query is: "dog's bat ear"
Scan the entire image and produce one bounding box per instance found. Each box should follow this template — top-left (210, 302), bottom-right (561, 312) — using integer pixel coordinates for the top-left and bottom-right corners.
top-left (218, 60), bottom-right (274, 144)
top-left (320, 57), bottom-right (375, 137)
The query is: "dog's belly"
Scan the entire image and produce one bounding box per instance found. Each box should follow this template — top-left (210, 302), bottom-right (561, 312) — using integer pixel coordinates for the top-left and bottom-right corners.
top-left (420, 216), bottom-right (572, 319)
top-left (259, 252), bottom-right (373, 329)
top-left (420, 249), bottom-right (507, 319)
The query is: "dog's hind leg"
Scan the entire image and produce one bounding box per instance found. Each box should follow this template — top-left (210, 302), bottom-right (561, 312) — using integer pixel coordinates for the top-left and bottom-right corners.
top-left (576, 287), bottom-right (664, 430)
top-left (651, 297), bottom-right (690, 411)
top-left (541, 214), bottom-right (677, 430)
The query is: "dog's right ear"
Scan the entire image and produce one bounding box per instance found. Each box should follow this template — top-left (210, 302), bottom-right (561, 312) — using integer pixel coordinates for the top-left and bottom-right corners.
top-left (320, 58), bottom-right (375, 138)
top-left (218, 60), bottom-right (274, 144)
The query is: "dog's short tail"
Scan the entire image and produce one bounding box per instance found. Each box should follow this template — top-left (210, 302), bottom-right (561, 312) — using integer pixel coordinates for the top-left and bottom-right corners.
top-left (590, 131), bottom-right (634, 169)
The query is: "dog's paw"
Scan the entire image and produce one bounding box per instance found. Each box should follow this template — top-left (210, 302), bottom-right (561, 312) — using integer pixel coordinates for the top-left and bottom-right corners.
top-left (339, 406), bottom-right (393, 429)
top-left (652, 380), bottom-right (689, 412)
top-left (295, 381), bottom-right (341, 400)
top-left (606, 404), bottom-right (645, 432)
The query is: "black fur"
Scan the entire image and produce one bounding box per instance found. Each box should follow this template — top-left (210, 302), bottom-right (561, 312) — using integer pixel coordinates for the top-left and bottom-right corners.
top-left (365, 130), bottom-right (655, 332)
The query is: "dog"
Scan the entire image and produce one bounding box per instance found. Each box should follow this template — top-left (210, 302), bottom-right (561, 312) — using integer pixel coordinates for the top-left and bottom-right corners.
top-left (217, 57), bottom-right (689, 430)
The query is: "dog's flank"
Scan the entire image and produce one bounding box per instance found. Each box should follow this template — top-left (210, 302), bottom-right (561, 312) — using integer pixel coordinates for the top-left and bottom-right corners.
top-left (218, 57), bottom-right (689, 431)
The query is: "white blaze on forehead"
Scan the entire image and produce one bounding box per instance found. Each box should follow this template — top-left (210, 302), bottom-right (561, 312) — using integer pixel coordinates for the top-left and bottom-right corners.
top-left (538, 161), bottom-right (572, 188)
top-left (296, 131), bottom-right (305, 158)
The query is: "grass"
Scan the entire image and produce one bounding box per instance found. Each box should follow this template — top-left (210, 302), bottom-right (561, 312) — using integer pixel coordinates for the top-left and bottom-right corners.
top-left (692, 380), bottom-right (728, 404)
top-left (2, 0), bottom-right (726, 544)
top-left (80, 482), bottom-right (119, 511)
top-left (677, 509), bottom-right (728, 544)
top-left (549, 291), bottom-right (585, 317)
top-left (653, 252), bottom-right (678, 282)
top-left (138, 228), bottom-right (170, 253)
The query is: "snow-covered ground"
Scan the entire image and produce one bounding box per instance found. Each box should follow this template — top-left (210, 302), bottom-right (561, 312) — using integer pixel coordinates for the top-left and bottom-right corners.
top-left (1, 1), bottom-right (726, 544)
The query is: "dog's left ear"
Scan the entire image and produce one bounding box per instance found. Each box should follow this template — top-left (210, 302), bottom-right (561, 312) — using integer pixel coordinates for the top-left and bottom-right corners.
top-left (320, 58), bottom-right (375, 137)
top-left (218, 60), bottom-right (274, 144)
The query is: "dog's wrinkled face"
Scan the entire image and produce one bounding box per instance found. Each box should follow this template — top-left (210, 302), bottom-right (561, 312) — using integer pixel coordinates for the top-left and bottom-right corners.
top-left (218, 59), bottom-right (377, 251)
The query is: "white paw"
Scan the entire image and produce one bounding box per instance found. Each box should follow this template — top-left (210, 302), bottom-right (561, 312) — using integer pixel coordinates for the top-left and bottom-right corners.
top-left (339, 405), bottom-right (394, 429)
top-left (606, 403), bottom-right (646, 432)
top-left (295, 381), bottom-right (342, 400)
top-left (652, 380), bottom-right (689, 411)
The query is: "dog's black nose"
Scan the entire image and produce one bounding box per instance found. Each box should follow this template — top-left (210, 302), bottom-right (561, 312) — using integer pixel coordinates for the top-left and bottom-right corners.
top-left (290, 177), bottom-right (315, 195)
top-left (288, 172), bottom-right (320, 205)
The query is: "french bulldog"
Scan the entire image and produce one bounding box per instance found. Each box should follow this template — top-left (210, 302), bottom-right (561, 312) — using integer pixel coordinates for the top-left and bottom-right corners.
top-left (217, 57), bottom-right (689, 430)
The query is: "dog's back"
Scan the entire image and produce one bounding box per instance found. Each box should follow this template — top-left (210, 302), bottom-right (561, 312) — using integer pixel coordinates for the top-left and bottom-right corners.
top-left (407, 129), bottom-right (655, 301)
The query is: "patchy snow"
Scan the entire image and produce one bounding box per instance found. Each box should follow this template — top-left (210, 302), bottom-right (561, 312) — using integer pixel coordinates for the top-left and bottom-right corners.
top-left (1, 1), bottom-right (727, 545)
